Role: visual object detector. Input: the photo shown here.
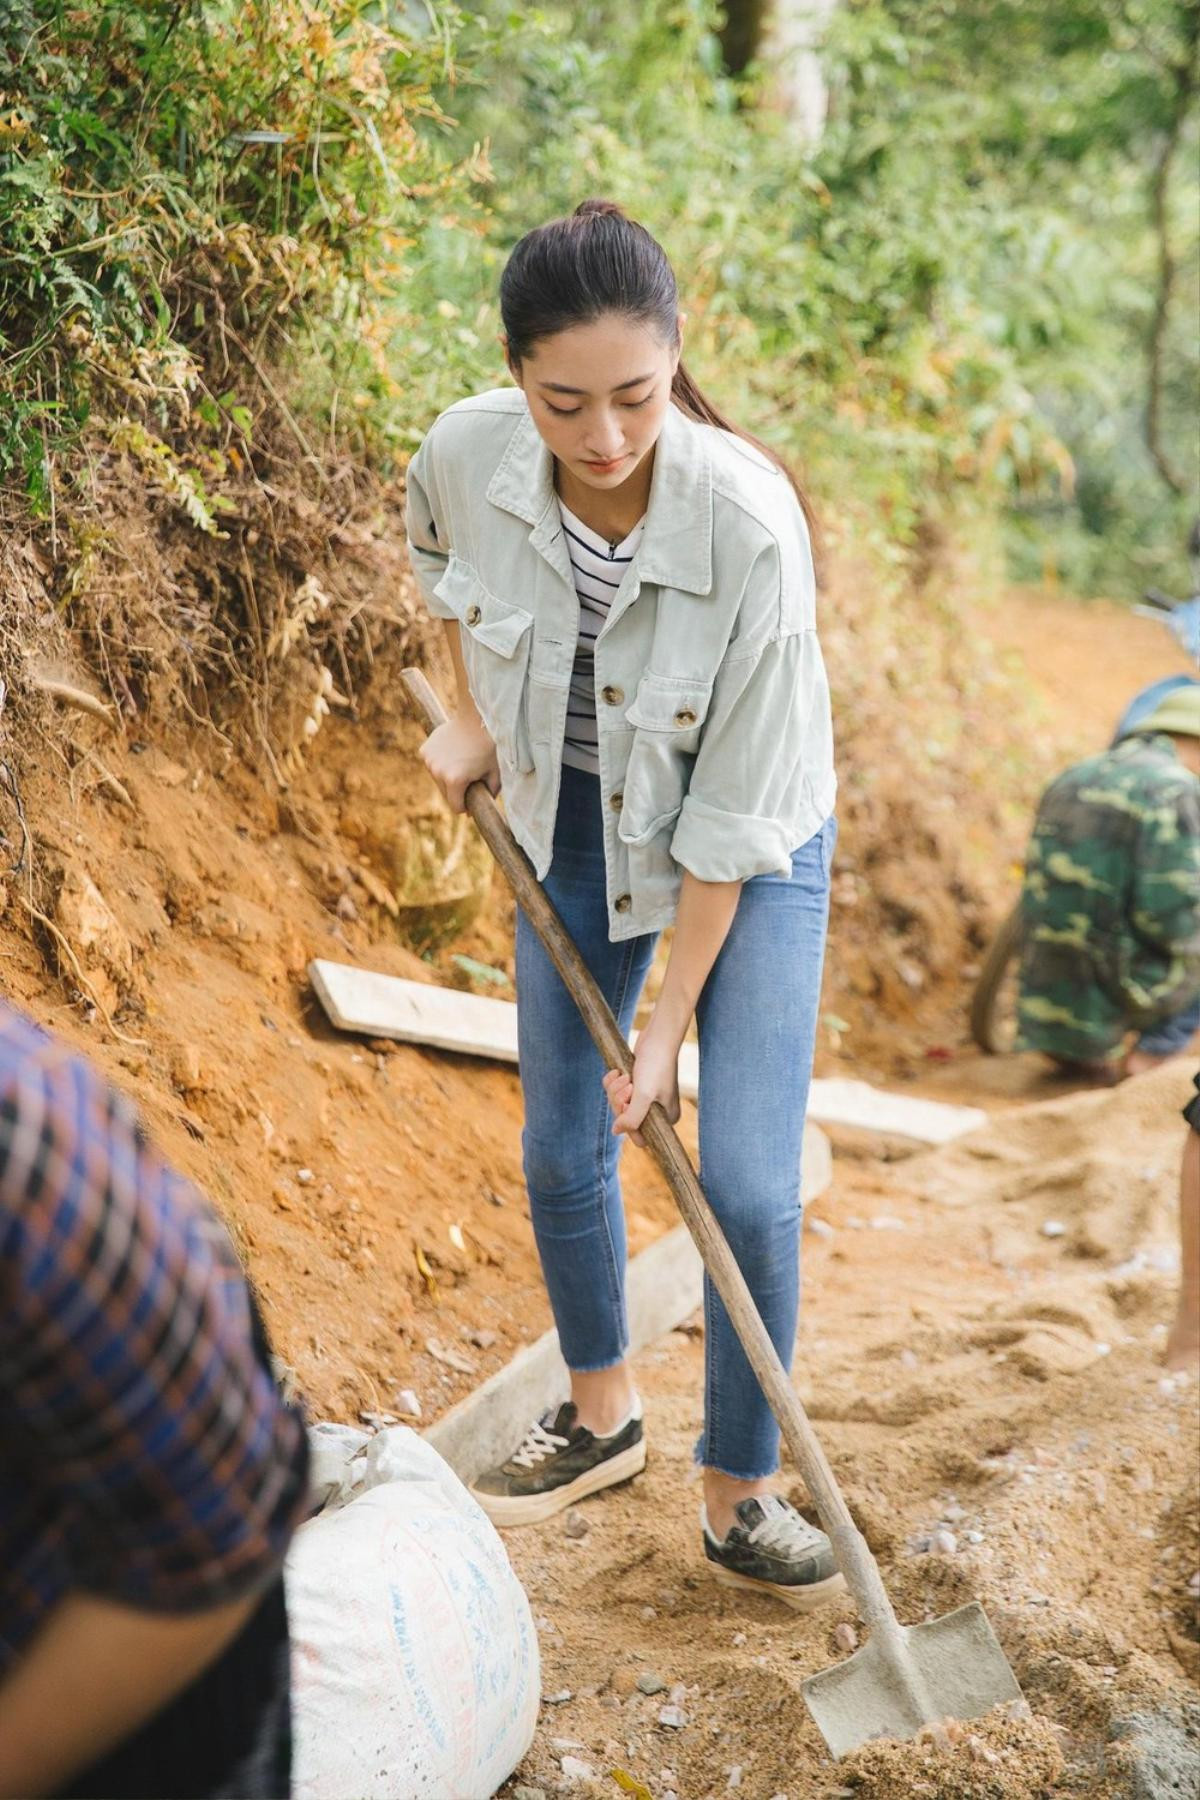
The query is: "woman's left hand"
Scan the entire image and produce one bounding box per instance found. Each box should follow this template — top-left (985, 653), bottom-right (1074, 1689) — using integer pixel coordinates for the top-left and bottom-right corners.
top-left (603, 1014), bottom-right (682, 1148)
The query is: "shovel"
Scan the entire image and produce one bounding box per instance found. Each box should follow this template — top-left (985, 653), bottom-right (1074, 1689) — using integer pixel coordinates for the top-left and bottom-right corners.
top-left (402, 666), bottom-right (1026, 1758)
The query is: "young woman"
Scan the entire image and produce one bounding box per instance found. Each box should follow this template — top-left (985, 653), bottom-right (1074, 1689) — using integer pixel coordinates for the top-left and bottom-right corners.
top-left (407, 200), bottom-right (841, 1610)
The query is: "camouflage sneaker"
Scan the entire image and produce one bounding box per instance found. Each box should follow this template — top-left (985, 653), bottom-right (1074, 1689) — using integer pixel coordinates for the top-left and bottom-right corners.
top-left (469, 1399), bottom-right (646, 1527)
top-left (703, 1496), bottom-right (845, 1612)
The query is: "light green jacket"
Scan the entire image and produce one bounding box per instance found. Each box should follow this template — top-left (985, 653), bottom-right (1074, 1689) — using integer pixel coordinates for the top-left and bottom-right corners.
top-left (406, 388), bottom-right (836, 941)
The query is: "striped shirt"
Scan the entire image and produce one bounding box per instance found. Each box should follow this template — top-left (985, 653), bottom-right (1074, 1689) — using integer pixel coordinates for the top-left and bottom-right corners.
top-left (0, 1002), bottom-right (310, 1675)
top-left (560, 501), bottom-right (645, 776)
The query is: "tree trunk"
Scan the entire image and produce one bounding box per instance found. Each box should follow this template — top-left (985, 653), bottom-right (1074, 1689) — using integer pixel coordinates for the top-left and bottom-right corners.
top-left (719, 0), bottom-right (770, 76)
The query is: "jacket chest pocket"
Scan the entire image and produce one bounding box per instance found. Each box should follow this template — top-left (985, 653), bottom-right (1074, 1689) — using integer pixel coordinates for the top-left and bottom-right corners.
top-left (618, 673), bottom-right (713, 845)
top-left (433, 558), bottom-right (535, 772)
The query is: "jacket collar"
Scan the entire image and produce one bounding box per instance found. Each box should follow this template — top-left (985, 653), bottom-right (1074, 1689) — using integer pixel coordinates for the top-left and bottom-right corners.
top-left (486, 397), bottom-right (714, 596)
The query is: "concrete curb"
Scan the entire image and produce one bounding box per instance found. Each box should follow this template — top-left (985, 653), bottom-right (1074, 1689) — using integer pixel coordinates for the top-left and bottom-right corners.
top-left (425, 1123), bottom-right (832, 1484)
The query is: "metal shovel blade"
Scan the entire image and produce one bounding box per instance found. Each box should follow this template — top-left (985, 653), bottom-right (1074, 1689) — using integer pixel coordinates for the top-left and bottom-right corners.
top-left (802, 1601), bottom-right (1025, 1760)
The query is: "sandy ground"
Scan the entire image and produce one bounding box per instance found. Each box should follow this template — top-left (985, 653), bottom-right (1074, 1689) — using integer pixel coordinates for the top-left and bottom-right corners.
top-left (501, 1065), bottom-right (1199, 1800)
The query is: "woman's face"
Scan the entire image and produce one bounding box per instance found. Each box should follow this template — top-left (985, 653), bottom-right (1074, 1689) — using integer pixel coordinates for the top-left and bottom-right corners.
top-left (508, 313), bottom-right (681, 496)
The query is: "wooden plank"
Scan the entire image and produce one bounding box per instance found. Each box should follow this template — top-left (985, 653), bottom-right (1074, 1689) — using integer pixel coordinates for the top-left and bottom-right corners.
top-left (796, 1077), bottom-right (987, 1147)
top-left (310, 959), bottom-right (520, 1062)
top-left (309, 960), bottom-right (984, 1145)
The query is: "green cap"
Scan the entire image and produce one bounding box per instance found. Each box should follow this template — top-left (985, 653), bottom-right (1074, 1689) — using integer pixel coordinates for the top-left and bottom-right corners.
top-left (1132, 684), bottom-right (1200, 741)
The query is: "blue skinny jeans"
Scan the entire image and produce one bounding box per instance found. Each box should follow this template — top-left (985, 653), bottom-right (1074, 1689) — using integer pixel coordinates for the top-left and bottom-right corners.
top-left (515, 763), bottom-right (835, 1480)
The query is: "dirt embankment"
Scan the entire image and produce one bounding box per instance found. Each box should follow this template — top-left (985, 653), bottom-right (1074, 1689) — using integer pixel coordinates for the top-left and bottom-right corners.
top-left (0, 482), bottom-right (1189, 1422)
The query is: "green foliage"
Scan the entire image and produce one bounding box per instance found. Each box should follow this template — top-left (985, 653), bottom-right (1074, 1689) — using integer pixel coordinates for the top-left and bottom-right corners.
top-left (408, 0), bottom-right (1198, 588)
top-left (0, 0), bottom-right (485, 511)
top-left (815, 0), bottom-right (1200, 591)
top-left (1, 0), bottom-right (1195, 599)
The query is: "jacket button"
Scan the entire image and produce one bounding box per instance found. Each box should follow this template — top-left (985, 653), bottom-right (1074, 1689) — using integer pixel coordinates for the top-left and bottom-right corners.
top-left (674, 707), bottom-right (697, 727)
top-left (609, 790), bottom-right (624, 810)
top-left (465, 604), bottom-right (482, 626)
top-left (601, 685), bottom-right (625, 706)
top-left (614, 893), bottom-right (632, 913)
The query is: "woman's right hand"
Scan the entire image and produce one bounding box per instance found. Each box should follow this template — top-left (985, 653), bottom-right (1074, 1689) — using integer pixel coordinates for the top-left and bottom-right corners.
top-left (420, 712), bottom-right (501, 813)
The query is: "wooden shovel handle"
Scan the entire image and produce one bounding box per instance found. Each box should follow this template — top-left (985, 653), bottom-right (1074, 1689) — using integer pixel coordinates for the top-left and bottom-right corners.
top-left (401, 666), bottom-right (899, 1632)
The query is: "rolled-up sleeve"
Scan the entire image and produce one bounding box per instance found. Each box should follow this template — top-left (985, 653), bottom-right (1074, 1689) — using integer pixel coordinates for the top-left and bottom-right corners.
top-left (404, 430), bottom-right (455, 618)
top-left (670, 629), bottom-right (832, 883)
top-left (666, 514), bottom-right (834, 887)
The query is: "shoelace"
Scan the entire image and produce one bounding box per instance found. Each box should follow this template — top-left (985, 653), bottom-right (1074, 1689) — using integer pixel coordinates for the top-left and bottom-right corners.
top-left (509, 1419), bottom-right (569, 1470)
top-left (746, 1506), bottom-right (825, 1558)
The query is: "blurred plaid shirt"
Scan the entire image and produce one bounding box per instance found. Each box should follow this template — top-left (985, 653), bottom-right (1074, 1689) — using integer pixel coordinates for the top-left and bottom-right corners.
top-left (0, 1003), bottom-right (309, 1675)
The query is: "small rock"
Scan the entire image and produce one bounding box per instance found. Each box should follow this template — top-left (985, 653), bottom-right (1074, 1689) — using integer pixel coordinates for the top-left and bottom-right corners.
top-left (512, 1787), bottom-right (546, 1800)
top-left (639, 1606), bottom-right (658, 1622)
top-left (931, 1528), bottom-right (958, 1554)
top-left (169, 1042), bottom-right (204, 1091)
top-left (833, 1622), bottom-right (859, 1654)
top-left (658, 1705), bottom-right (688, 1730)
top-left (869, 1215), bottom-right (906, 1231)
top-left (728, 1767), bottom-right (743, 1789)
top-left (1041, 1219), bottom-right (1066, 1239)
top-left (806, 1216), bottom-right (835, 1239)
top-left (667, 1683), bottom-right (687, 1706)
top-left (394, 1389), bottom-right (422, 1419)
top-left (335, 891), bottom-right (359, 921)
top-left (657, 1588), bottom-right (680, 1609)
top-left (942, 1502), bottom-right (966, 1523)
top-left (425, 1336), bottom-right (476, 1375)
top-left (467, 1327), bottom-right (498, 1350)
top-left (543, 1688), bottom-right (573, 1705)
top-left (967, 1737), bottom-right (1000, 1766)
top-left (899, 1348), bottom-right (919, 1370)
top-left (731, 1631), bottom-right (747, 1647)
top-left (965, 1529), bottom-right (985, 1545)
top-left (611, 1667), bottom-right (639, 1698)
top-left (636, 1671), bottom-right (667, 1695)
top-left (296, 1168), bottom-right (315, 1186)
top-left (559, 1755), bottom-right (594, 1782)
top-left (563, 1510), bottom-right (590, 1541)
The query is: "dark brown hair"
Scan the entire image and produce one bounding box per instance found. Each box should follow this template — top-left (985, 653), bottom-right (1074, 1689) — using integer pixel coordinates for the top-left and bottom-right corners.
top-left (499, 199), bottom-right (817, 541)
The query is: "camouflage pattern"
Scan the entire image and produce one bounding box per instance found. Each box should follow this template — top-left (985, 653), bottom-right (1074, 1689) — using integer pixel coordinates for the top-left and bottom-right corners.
top-left (1016, 733), bottom-right (1200, 1064)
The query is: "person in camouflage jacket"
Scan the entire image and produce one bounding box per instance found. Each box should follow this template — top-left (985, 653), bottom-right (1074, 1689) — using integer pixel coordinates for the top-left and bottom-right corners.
top-left (1016, 685), bottom-right (1200, 1074)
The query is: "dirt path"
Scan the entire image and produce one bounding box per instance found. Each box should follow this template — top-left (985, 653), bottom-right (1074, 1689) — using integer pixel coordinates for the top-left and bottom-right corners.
top-left (502, 1065), bottom-right (1199, 1800)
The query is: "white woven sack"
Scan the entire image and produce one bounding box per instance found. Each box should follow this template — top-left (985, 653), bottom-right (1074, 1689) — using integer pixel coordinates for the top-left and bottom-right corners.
top-left (288, 1426), bottom-right (539, 1799)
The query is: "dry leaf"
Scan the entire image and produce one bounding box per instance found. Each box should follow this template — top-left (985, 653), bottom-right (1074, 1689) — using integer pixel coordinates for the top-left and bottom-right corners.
top-left (610, 1770), bottom-right (653, 1800)
top-left (413, 1243), bottom-right (440, 1301)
